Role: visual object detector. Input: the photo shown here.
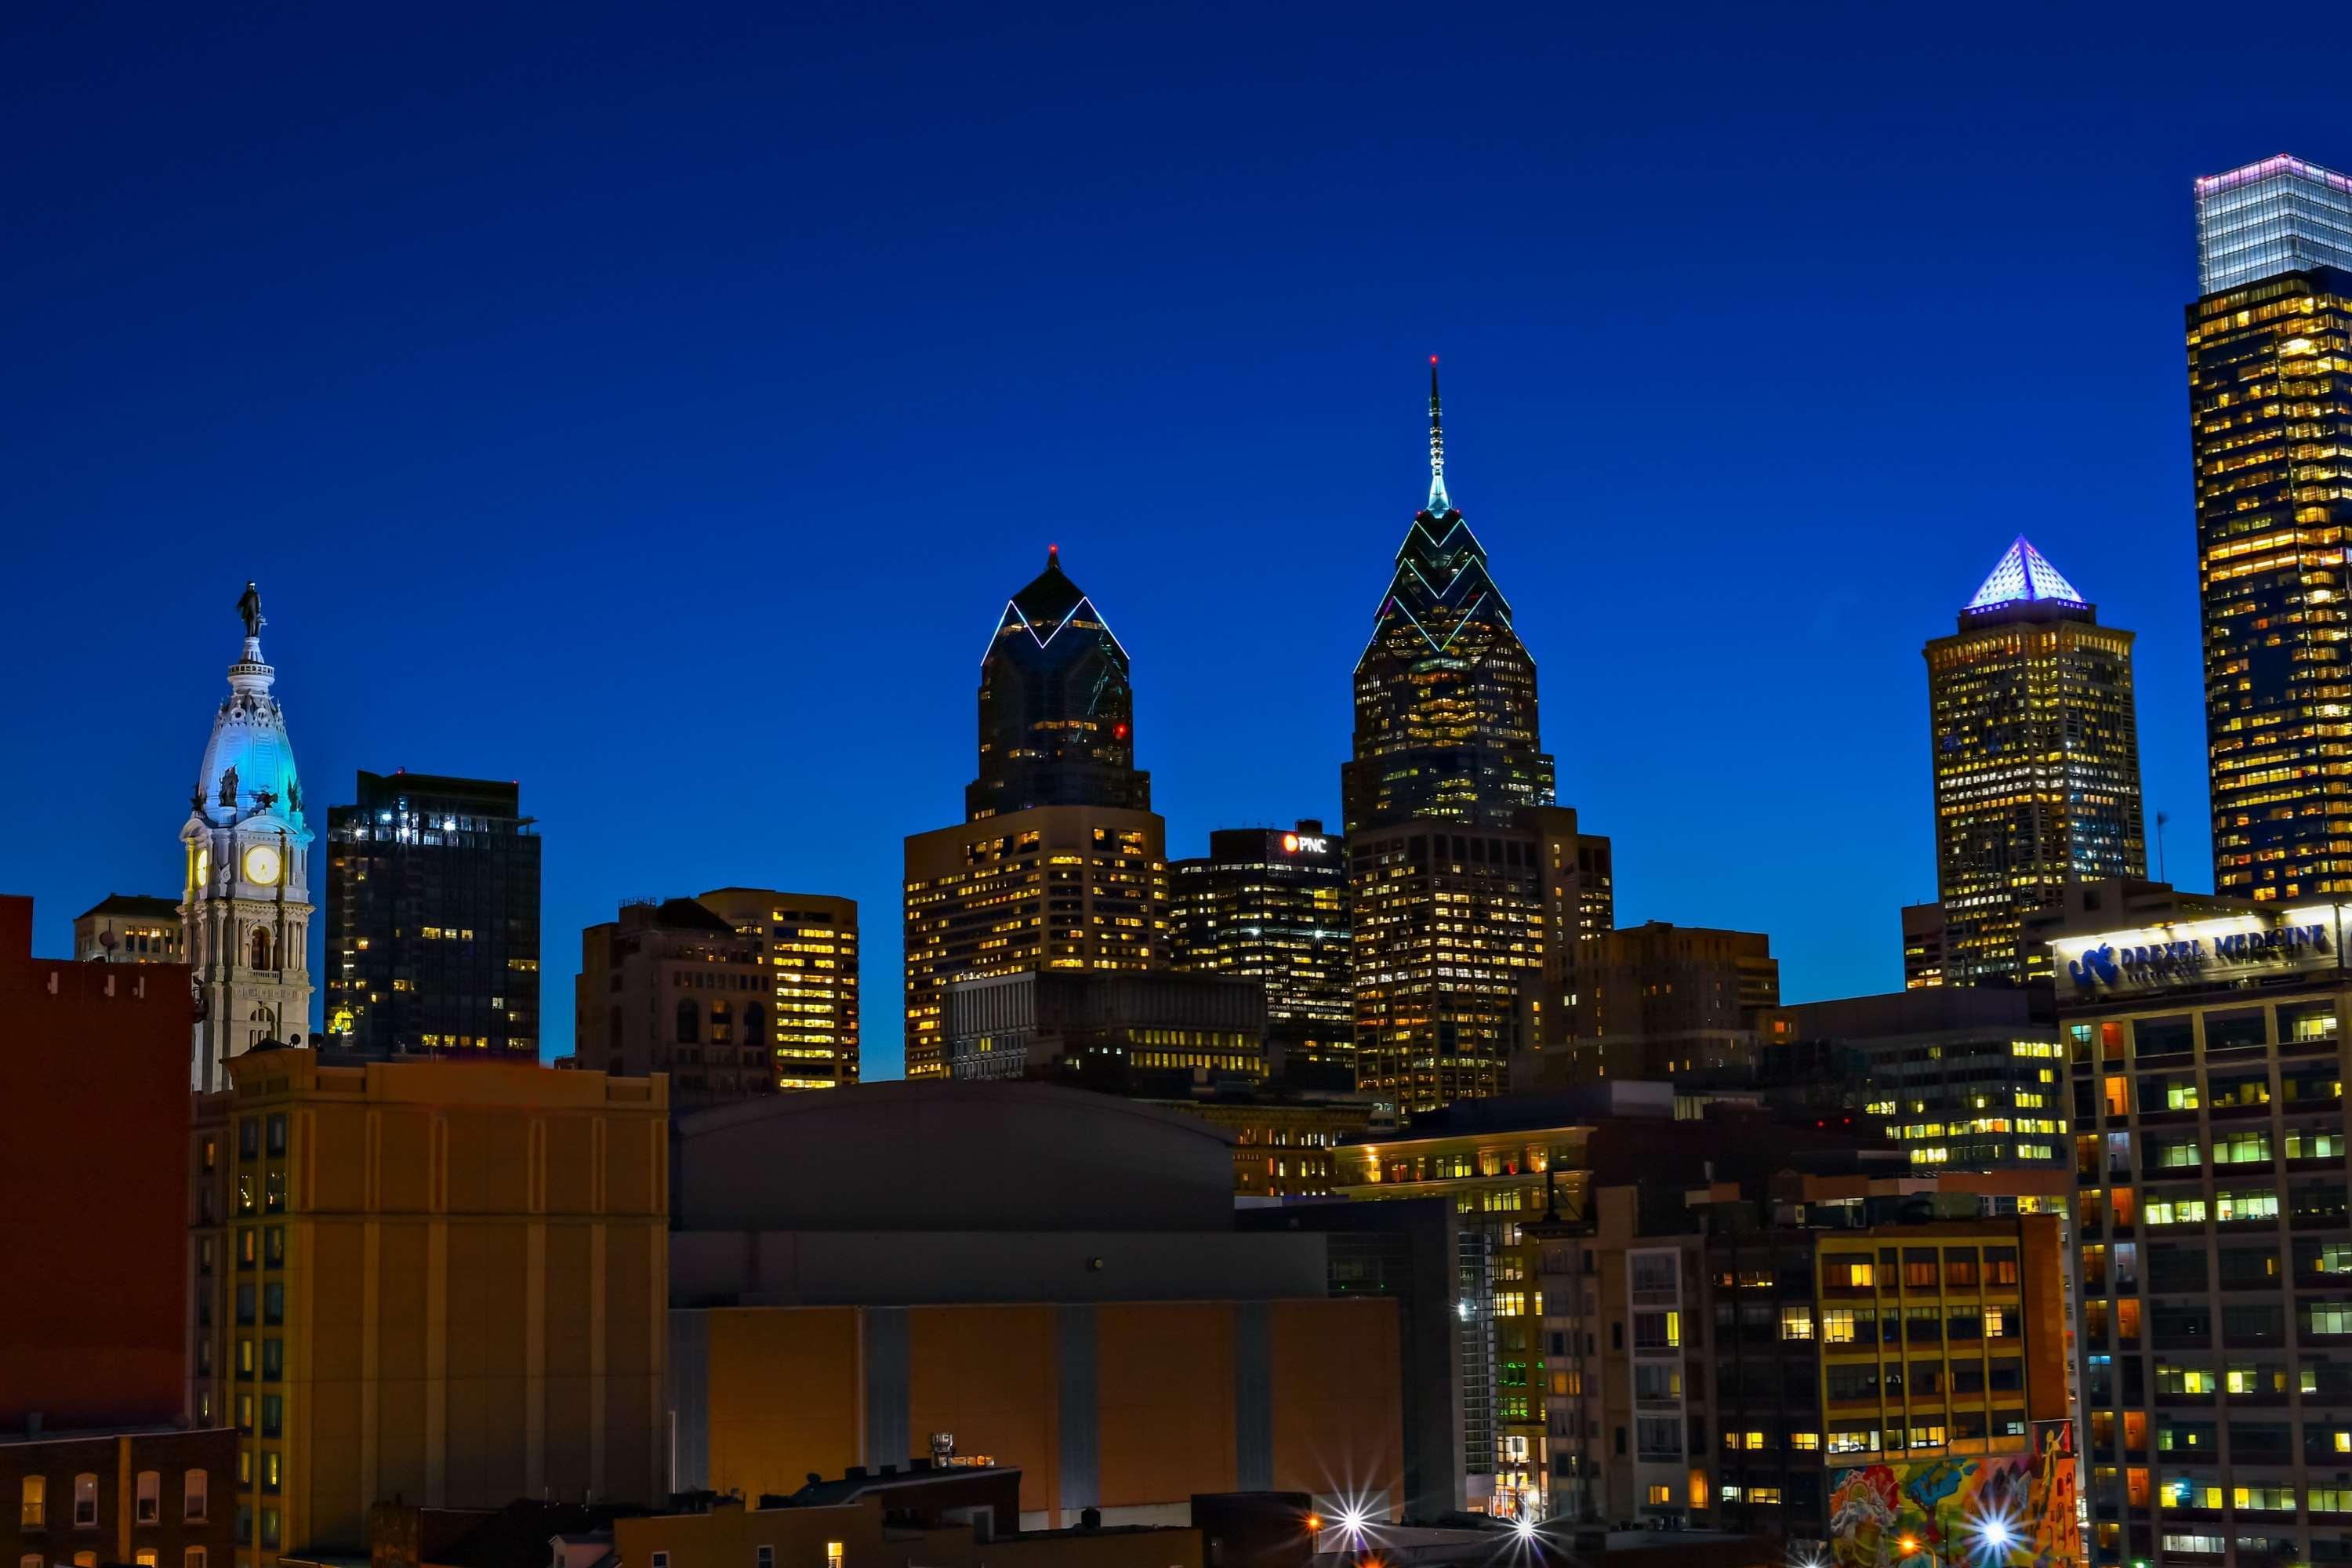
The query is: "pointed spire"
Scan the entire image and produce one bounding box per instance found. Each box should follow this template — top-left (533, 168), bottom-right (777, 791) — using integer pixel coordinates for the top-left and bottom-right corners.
top-left (1426, 356), bottom-right (1451, 514)
top-left (1965, 535), bottom-right (2085, 612)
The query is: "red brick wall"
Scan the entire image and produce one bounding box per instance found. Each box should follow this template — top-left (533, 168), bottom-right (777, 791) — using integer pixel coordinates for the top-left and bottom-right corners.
top-left (0, 898), bottom-right (195, 1428)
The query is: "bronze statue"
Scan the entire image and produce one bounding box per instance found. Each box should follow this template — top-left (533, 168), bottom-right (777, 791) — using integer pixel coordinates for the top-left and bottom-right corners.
top-left (219, 765), bottom-right (238, 808)
top-left (237, 581), bottom-right (265, 640)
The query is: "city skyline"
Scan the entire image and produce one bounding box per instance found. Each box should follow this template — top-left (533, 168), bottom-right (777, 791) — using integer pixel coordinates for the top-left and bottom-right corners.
top-left (13, 6), bottom-right (2342, 1073)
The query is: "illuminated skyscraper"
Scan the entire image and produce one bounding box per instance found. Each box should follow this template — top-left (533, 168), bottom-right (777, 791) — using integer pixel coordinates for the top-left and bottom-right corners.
top-left (1345, 366), bottom-right (1610, 1112)
top-left (1170, 821), bottom-right (1352, 1075)
top-left (967, 544), bottom-right (1148, 819)
top-left (1924, 538), bottom-right (2144, 985)
top-left (2192, 155), bottom-right (2352, 900)
top-left (904, 547), bottom-right (1167, 1077)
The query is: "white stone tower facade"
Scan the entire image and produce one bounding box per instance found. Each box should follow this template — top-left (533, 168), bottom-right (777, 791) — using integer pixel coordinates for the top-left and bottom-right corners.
top-left (180, 583), bottom-right (314, 1090)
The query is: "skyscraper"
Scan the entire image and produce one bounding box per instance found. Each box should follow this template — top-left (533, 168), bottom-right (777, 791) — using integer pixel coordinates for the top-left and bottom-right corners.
top-left (966, 544), bottom-right (1149, 819)
top-left (1342, 364), bottom-right (1554, 831)
top-left (1169, 821), bottom-right (1352, 1076)
top-left (697, 887), bottom-right (861, 1087)
top-left (572, 897), bottom-right (776, 1102)
top-left (2193, 155), bottom-right (2352, 901)
top-left (1345, 366), bottom-right (1611, 1113)
top-left (903, 547), bottom-right (1168, 1077)
top-left (181, 582), bottom-right (314, 1090)
top-left (1924, 537), bottom-right (2144, 985)
top-left (324, 771), bottom-right (542, 1057)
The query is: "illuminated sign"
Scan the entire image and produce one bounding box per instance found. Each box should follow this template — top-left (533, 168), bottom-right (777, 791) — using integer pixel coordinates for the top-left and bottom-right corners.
top-left (1281, 833), bottom-right (1330, 855)
top-left (2058, 906), bottom-right (2340, 997)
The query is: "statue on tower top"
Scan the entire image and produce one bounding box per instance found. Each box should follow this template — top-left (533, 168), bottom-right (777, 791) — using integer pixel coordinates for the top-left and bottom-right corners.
top-left (237, 581), bottom-right (265, 640)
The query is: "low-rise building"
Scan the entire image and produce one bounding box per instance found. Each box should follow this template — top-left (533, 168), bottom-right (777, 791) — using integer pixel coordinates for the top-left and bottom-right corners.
top-left (666, 1081), bottom-right (1404, 1530)
top-left (73, 892), bottom-right (188, 963)
top-left (2, 1425), bottom-right (238, 1568)
top-left (942, 967), bottom-right (1265, 1087)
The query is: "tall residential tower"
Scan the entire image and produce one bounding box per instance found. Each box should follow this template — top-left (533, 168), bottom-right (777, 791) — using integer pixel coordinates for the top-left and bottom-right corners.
top-left (1345, 365), bottom-right (1610, 1112)
top-left (2193, 155), bottom-right (2352, 900)
top-left (1924, 538), bottom-right (2145, 985)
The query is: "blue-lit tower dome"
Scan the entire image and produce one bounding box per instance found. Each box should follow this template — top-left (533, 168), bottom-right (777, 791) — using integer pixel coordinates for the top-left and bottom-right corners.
top-left (180, 583), bottom-right (316, 1090)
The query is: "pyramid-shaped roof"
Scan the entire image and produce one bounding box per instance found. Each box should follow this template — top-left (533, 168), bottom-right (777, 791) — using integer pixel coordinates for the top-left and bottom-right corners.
top-left (1965, 536), bottom-right (2084, 612)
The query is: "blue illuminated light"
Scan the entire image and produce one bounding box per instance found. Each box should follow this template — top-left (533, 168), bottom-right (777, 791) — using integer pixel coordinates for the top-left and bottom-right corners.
top-left (1965, 536), bottom-right (2084, 612)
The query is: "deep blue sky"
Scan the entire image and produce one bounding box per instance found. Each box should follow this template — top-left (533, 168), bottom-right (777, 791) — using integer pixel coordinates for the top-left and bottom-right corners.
top-left (7, 2), bottom-right (2336, 1073)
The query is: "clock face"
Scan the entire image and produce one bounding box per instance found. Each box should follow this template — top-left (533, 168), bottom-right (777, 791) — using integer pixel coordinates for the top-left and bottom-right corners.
top-left (195, 848), bottom-right (212, 886)
top-left (244, 844), bottom-right (282, 887)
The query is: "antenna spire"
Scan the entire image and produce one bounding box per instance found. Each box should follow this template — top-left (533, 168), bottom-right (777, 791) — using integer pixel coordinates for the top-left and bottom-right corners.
top-left (1426, 356), bottom-right (1450, 514)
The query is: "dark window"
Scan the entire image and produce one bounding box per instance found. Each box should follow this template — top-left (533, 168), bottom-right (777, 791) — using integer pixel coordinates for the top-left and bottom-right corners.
top-left (675, 999), bottom-right (699, 1044)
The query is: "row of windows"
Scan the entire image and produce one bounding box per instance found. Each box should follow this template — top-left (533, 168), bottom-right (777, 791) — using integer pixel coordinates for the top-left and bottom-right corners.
top-left (18, 1472), bottom-right (207, 1528)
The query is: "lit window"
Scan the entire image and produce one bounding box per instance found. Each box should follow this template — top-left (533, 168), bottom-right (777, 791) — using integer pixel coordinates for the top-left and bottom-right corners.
top-left (20, 1477), bottom-right (44, 1530)
top-left (826, 1546), bottom-right (844, 1568)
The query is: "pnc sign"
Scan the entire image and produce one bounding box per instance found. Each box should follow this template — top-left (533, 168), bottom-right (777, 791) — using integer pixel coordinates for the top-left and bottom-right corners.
top-left (1281, 833), bottom-right (1330, 855)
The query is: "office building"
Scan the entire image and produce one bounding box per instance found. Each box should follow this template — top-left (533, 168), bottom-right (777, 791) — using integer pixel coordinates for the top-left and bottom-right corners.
top-left (2192, 157), bottom-right (2352, 902)
top-left (1533, 923), bottom-right (1780, 1083)
top-left (905, 547), bottom-right (1167, 1078)
top-left (698, 887), bottom-right (860, 1088)
top-left (1158, 1082), bottom-right (1382, 1198)
top-left (1900, 902), bottom-right (1947, 989)
top-left (1330, 1087), bottom-right (1862, 1520)
top-left (1763, 987), bottom-right (2068, 1171)
top-left (572, 898), bottom-right (775, 1102)
top-left (2048, 888), bottom-right (2352, 1568)
top-left (966, 543), bottom-right (1148, 820)
top-left (664, 1081), bottom-right (1406, 1529)
top-left (1170, 822), bottom-right (1352, 1076)
top-left (189, 1051), bottom-right (669, 1566)
top-left (324, 771), bottom-right (542, 1057)
top-left (0, 895), bottom-right (238, 1568)
top-left (182, 583), bottom-right (315, 1088)
top-left (1342, 368), bottom-right (1611, 1112)
top-left (74, 893), bottom-right (188, 963)
top-left (1926, 537), bottom-right (2144, 986)
top-left (1526, 1152), bottom-right (2077, 1547)
top-left (942, 967), bottom-right (1264, 1085)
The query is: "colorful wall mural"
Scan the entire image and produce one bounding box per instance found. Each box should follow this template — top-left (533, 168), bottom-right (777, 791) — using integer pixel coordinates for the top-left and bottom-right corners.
top-left (1828, 1422), bottom-right (2079, 1568)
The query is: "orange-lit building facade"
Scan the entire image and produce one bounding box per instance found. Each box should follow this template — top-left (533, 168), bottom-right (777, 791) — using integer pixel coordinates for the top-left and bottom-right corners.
top-left (667, 1301), bottom-right (1400, 1530)
top-left (188, 1053), bottom-right (669, 1568)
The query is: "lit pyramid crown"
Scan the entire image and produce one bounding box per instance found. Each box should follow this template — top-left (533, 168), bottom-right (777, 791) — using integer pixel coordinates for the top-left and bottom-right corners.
top-left (1367, 359), bottom-right (1515, 660)
top-left (1965, 536), bottom-right (2085, 613)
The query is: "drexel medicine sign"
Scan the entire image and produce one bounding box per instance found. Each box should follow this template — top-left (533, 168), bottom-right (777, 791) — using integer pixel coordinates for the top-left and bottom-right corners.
top-left (2058, 906), bottom-right (2344, 998)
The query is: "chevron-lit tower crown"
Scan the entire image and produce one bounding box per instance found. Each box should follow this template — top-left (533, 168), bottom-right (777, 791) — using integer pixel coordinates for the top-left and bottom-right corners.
top-left (966, 545), bottom-right (1149, 819)
top-left (1341, 361), bottom-right (1556, 831)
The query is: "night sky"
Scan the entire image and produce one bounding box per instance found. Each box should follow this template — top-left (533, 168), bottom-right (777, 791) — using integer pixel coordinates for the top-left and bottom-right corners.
top-left (9, 2), bottom-right (2340, 1073)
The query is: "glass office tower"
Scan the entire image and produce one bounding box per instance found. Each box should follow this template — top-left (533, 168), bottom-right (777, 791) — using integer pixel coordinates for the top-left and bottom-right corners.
top-left (2193, 156), bottom-right (2352, 902)
top-left (1343, 366), bottom-right (1609, 1113)
top-left (325, 770), bottom-right (540, 1056)
top-left (1925, 538), bottom-right (2145, 985)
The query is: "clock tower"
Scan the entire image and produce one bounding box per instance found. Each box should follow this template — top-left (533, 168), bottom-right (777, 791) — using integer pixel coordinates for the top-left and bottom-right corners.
top-left (181, 582), bottom-right (315, 1090)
